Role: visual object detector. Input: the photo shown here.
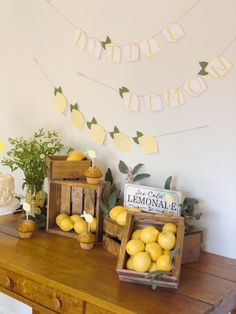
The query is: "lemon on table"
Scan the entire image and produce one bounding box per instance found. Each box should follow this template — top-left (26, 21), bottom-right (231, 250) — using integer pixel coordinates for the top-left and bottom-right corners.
top-left (131, 229), bottom-right (142, 240)
top-left (140, 226), bottom-right (159, 244)
top-left (162, 223), bottom-right (177, 234)
top-left (90, 217), bottom-right (97, 233)
top-left (158, 231), bottom-right (176, 250)
top-left (116, 210), bottom-right (127, 226)
top-left (148, 262), bottom-right (158, 272)
top-left (126, 239), bottom-right (145, 256)
top-left (70, 215), bottom-right (83, 224)
top-left (132, 252), bottom-right (152, 272)
top-left (109, 206), bottom-right (127, 221)
top-left (59, 218), bottom-right (74, 232)
top-left (74, 219), bottom-right (88, 234)
top-left (126, 256), bottom-right (135, 270)
top-left (56, 213), bottom-right (69, 227)
top-left (145, 242), bottom-right (163, 261)
top-left (156, 255), bottom-right (172, 272)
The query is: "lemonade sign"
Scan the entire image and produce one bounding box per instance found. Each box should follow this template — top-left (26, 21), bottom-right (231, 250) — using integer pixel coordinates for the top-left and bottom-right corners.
top-left (124, 184), bottom-right (182, 216)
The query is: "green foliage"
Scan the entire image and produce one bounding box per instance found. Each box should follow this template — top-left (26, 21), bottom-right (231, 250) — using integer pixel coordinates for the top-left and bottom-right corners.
top-left (145, 270), bottom-right (165, 290)
top-left (119, 160), bottom-right (150, 183)
top-left (2, 129), bottom-right (64, 188)
top-left (105, 168), bottom-right (113, 185)
top-left (164, 176), bottom-right (172, 190)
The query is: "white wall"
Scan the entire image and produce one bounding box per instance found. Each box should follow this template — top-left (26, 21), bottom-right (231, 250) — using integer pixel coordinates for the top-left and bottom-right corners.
top-left (0, 0), bottom-right (236, 258)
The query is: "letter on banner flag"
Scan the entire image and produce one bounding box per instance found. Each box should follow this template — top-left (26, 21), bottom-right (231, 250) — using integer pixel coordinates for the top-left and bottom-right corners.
top-left (162, 23), bottom-right (185, 42)
top-left (183, 76), bottom-right (208, 96)
top-left (73, 29), bottom-right (87, 50)
top-left (163, 88), bottom-right (185, 107)
top-left (106, 44), bottom-right (122, 63)
top-left (123, 92), bottom-right (140, 112)
top-left (123, 43), bottom-right (140, 62)
top-left (206, 56), bottom-right (233, 78)
top-left (88, 38), bottom-right (102, 59)
top-left (139, 38), bottom-right (160, 57)
top-left (144, 95), bottom-right (163, 112)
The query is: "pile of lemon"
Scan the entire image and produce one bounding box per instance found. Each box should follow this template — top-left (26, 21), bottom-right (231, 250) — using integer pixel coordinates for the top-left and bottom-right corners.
top-left (56, 213), bottom-right (96, 234)
top-left (125, 223), bottom-right (177, 273)
top-left (109, 205), bottom-right (141, 226)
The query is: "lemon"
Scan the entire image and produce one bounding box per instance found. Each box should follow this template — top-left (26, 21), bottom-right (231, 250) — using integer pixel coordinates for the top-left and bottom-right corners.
top-left (140, 226), bottom-right (159, 244)
top-left (131, 229), bottom-right (142, 240)
top-left (163, 250), bottom-right (171, 255)
top-left (126, 239), bottom-right (145, 256)
top-left (156, 255), bottom-right (172, 272)
top-left (114, 133), bottom-right (131, 152)
top-left (116, 211), bottom-right (127, 226)
top-left (54, 92), bottom-right (67, 113)
top-left (59, 218), bottom-right (74, 232)
top-left (138, 135), bottom-right (158, 154)
top-left (70, 215), bottom-right (83, 224)
top-left (67, 151), bottom-right (85, 161)
top-left (71, 109), bottom-right (85, 130)
top-left (126, 256), bottom-right (134, 270)
top-left (162, 223), bottom-right (177, 234)
top-left (132, 252), bottom-right (152, 272)
top-left (148, 262), bottom-right (158, 272)
top-left (145, 242), bottom-right (163, 261)
top-left (90, 217), bottom-right (97, 233)
top-left (56, 213), bottom-right (69, 227)
top-left (109, 206), bottom-right (126, 221)
top-left (74, 219), bottom-right (88, 234)
top-left (158, 231), bottom-right (176, 250)
top-left (90, 124), bottom-right (106, 145)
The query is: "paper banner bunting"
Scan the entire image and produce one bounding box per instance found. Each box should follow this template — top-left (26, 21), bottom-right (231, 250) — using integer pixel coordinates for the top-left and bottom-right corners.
top-left (45, 0), bottom-right (204, 63)
top-left (0, 141), bottom-right (4, 153)
top-left (163, 88), bottom-right (185, 107)
top-left (87, 117), bottom-right (106, 145)
top-left (183, 76), bottom-right (208, 97)
top-left (198, 56), bottom-right (233, 78)
top-left (110, 127), bottom-right (131, 152)
top-left (53, 87), bottom-right (68, 113)
top-left (144, 95), bottom-right (164, 112)
top-left (70, 103), bottom-right (85, 130)
top-left (133, 132), bottom-right (158, 154)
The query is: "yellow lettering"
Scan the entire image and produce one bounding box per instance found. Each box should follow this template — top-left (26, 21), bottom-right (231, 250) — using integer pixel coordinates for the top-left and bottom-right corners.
top-left (208, 56), bottom-right (232, 78)
top-left (163, 88), bottom-right (185, 107)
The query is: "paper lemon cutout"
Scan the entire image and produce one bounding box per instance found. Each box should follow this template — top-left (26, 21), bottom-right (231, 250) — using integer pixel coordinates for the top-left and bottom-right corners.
top-left (87, 117), bottom-right (105, 145)
top-left (0, 140), bottom-right (4, 153)
top-left (53, 87), bottom-right (68, 113)
top-left (110, 127), bottom-right (131, 152)
top-left (70, 104), bottom-right (85, 130)
top-left (133, 132), bottom-right (158, 154)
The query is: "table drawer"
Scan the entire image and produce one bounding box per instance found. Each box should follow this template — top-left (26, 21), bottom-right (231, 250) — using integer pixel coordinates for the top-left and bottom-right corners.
top-left (0, 267), bottom-right (84, 314)
top-left (85, 302), bottom-right (115, 314)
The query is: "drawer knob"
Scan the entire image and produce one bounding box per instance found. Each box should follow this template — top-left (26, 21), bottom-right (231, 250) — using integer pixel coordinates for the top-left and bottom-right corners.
top-left (53, 297), bottom-right (61, 309)
top-left (3, 276), bottom-right (11, 288)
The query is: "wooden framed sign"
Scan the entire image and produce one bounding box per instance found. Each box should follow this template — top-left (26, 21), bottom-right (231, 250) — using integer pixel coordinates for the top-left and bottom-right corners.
top-left (124, 184), bottom-right (182, 216)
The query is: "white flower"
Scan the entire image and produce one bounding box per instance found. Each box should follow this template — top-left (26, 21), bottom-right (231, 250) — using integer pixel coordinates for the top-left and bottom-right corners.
top-left (48, 143), bottom-right (52, 148)
top-left (40, 154), bottom-right (45, 159)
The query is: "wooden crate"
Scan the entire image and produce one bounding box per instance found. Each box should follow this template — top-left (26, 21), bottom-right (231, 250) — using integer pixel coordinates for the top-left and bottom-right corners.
top-left (116, 212), bottom-right (185, 289)
top-left (103, 218), bottom-right (202, 264)
top-left (46, 155), bottom-right (91, 180)
top-left (46, 180), bottom-right (106, 242)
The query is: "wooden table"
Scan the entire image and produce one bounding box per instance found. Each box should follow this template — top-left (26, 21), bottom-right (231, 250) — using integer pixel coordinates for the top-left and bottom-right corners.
top-left (0, 214), bottom-right (235, 314)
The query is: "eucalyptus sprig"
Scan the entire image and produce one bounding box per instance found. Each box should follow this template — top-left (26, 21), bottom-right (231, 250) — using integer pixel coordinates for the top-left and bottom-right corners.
top-left (2, 129), bottom-right (64, 188)
top-left (118, 160), bottom-right (150, 183)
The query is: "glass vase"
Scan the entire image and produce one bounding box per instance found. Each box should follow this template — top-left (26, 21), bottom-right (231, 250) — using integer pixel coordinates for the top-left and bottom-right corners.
top-left (25, 184), bottom-right (45, 217)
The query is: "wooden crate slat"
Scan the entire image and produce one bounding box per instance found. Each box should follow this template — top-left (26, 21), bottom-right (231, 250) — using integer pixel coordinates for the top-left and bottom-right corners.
top-left (84, 189), bottom-right (96, 216)
top-left (71, 187), bottom-right (83, 215)
top-left (47, 183), bottom-right (61, 229)
top-left (60, 185), bottom-right (71, 214)
top-left (103, 235), bottom-right (120, 257)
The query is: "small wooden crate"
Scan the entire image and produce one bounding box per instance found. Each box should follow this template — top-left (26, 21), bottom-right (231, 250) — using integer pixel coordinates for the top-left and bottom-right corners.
top-left (103, 218), bottom-right (202, 265)
top-left (116, 212), bottom-right (185, 289)
top-left (46, 180), bottom-right (106, 242)
top-left (46, 155), bottom-right (91, 181)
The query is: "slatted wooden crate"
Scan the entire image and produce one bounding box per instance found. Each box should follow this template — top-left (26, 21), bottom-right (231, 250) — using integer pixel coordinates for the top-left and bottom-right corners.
top-left (46, 180), bottom-right (106, 242)
top-left (103, 218), bottom-right (202, 264)
top-left (116, 212), bottom-right (185, 289)
top-left (46, 155), bottom-right (91, 181)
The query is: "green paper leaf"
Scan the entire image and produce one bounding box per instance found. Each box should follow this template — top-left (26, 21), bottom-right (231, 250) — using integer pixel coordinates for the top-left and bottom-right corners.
top-left (119, 86), bottom-right (129, 98)
top-left (106, 36), bottom-right (111, 44)
top-left (101, 36), bottom-right (112, 49)
top-left (108, 191), bottom-right (117, 208)
top-left (87, 122), bottom-right (92, 129)
top-left (132, 163), bottom-right (144, 175)
top-left (114, 126), bottom-right (119, 133)
top-left (198, 69), bottom-right (209, 76)
top-left (70, 103), bottom-right (79, 112)
top-left (118, 160), bottom-right (129, 174)
top-left (199, 61), bottom-right (208, 69)
top-left (133, 137), bottom-right (139, 144)
top-left (109, 132), bottom-right (114, 139)
top-left (133, 173), bottom-right (150, 182)
top-left (105, 168), bottom-right (113, 185)
top-left (164, 176), bottom-right (172, 190)
top-left (91, 117), bottom-right (97, 125)
top-left (170, 248), bottom-right (180, 266)
top-left (136, 131), bottom-right (143, 138)
top-left (54, 87), bottom-right (58, 96)
top-left (101, 41), bottom-right (106, 49)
